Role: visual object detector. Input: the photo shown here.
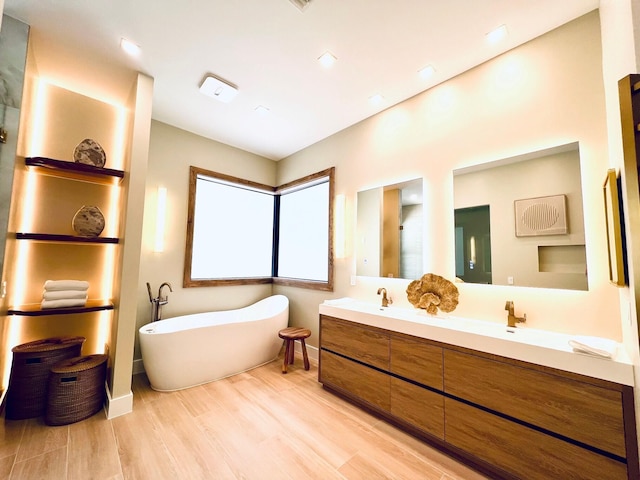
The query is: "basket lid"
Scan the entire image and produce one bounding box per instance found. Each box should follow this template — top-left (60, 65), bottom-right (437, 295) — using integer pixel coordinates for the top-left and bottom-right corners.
top-left (12, 336), bottom-right (86, 353)
top-left (50, 354), bottom-right (108, 374)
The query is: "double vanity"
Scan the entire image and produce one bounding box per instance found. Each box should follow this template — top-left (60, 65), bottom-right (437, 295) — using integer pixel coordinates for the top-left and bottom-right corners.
top-left (318, 299), bottom-right (638, 480)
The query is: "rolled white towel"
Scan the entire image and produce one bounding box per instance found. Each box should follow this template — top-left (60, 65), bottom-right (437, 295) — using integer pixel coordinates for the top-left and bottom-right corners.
top-left (42, 290), bottom-right (88, 301)
top-left (41, 298), bottom-right (87, 309)
top-left (44, 280), bottom-right (89, 291)
top-left (568, 335), bottom-right (618, 359)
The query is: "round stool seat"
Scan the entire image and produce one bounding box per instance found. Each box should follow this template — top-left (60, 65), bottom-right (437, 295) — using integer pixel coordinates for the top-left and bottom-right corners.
top-left (278, 327), bottom-right (311, 340)
top-left (278, 327), bottom-right (311, 373)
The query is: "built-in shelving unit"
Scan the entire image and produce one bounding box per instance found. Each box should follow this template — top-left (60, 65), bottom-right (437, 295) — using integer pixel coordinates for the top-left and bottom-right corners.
top-left (7, 156), bottom-right (123, 318)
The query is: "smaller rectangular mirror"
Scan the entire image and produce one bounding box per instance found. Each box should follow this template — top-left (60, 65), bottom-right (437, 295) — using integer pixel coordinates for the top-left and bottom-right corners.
top-left (356, 178), bottom-right (423, 280)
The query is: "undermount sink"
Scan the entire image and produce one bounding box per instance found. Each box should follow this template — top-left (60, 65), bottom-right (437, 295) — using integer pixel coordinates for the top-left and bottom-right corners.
top-left (319, 298), bottom-right (633, 386)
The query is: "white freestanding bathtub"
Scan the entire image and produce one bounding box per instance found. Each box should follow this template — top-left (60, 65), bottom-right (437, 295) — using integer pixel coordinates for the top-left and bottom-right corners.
top-left (138, 295), bottom-right (289, 391)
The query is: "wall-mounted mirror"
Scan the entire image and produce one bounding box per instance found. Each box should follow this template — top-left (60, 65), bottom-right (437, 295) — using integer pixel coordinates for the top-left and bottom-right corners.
top-left (356, 178), bottom-right (423, 280)
top-left (453, 142), bottom-right (587, 290)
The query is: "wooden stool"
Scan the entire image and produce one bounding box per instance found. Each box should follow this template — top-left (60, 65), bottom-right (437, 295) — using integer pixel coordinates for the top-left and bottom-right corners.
top-left (278, 327), bottom-right (311, 373)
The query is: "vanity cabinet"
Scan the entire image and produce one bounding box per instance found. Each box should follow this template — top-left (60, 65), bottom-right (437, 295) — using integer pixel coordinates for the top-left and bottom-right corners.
top-left (445, 398), bottom-right (628, 480)
top-left (444, 349), bottom-right (627, 458)
top-left (320, 316), bottom-right (389, 369)
top-left (318, 314), bottom-right (639, 480)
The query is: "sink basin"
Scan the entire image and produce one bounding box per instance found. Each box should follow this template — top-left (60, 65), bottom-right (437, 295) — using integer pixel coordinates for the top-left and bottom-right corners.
top-left (319, 298), bottom-right (633, 386)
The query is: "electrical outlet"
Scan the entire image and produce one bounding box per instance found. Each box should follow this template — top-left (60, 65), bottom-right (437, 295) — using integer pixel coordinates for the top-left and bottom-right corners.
top-left (350, 275), bottom-right (357, 286)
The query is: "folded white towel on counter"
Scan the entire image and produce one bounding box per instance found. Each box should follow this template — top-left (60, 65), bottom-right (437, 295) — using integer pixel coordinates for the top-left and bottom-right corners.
top-left (568, 335), bottom-right (618, 359)
top-left (44, 280), bottom-right (89, 291)
top-left (41, 298), bottom-right (87, 309)
top-left (42, 290), bottom-right (88, 301)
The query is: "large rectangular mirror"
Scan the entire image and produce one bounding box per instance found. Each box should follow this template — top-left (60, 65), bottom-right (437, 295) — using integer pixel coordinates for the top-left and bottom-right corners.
top-left (356, 178), bottom-right (423, 280)
top-left (453, 142), bottom-right (587, 290)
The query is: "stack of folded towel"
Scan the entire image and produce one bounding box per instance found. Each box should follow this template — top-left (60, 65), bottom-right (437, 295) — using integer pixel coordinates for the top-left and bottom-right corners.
top-left (568, 335), bottom-right (618, 359)
top-left (41, 280), bottom-right (89, 309)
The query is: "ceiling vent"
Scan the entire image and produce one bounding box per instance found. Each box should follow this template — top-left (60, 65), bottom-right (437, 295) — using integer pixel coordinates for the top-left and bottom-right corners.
top-left (289, 0), bottom-right (313, 12)
top-left (199, 74), bottom-right (239, 103)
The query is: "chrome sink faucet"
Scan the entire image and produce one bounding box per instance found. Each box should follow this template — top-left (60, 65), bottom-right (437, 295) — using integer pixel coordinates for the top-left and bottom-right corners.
top-left (505, 300), bottom-right (526, 328)
top-left (377, 287), bottom-right (392, 307)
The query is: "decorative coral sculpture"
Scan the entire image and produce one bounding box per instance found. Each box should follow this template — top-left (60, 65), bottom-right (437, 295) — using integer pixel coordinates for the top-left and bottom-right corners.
top-left (406, 273), bottom-right (459, 315)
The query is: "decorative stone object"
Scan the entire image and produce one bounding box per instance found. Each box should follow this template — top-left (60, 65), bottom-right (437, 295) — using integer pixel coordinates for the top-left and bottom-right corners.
top-left (406, 273), bottom-right (459, 315)
top-left (72, 205), bottom-right (105, 237)
top-left (73, 139), bottom-right (106, 167)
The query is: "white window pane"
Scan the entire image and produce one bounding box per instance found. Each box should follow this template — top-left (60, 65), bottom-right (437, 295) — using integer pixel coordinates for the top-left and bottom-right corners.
top-left (278, 181), bottom-right (329, 281)
top-left (191, 178), bottom-right (273, 279)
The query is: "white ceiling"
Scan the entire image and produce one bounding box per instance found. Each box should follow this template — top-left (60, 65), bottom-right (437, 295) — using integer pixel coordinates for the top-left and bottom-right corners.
top-left (3, 0), bottom-right (599, 161)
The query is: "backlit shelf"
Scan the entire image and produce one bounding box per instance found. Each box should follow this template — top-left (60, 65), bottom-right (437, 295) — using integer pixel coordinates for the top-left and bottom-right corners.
top-left (25, 157), bottom-right (124, 185)
top-left (16, 233), bottom-right (119, 244)
top-left (8, 300), bottom-right (114, 317)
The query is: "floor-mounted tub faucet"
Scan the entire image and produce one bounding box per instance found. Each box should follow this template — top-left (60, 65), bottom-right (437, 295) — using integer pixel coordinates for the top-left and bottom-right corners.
top-left (505, 300), bottom-right (526, 328)
top-left (147, 282), bottom-right (173, 322)
top-left (377, 287), bottom-right (392, 307)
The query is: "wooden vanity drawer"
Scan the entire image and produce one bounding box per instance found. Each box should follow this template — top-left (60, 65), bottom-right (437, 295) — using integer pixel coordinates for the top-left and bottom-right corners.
top-left (390, 377), bottom-right (444, 439)
top-left (320, 350), bottom-right (390, 411)
top-left (443, 349), bottom-right (626, 457)
top-left (390, 336), bottom-right (443, 389)
top-left (445, 398), bottom-right (628, 480)
top-left (320, 316), bottom-right (389, 370)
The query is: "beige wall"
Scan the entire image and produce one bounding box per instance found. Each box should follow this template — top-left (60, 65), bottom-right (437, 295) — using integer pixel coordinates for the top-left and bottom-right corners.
top-left (276, 11), bottom-right (621, 345)
top-left (134, 120), bottom-right (277, 358)
top-left (597, 0), bottom-right (640, 439)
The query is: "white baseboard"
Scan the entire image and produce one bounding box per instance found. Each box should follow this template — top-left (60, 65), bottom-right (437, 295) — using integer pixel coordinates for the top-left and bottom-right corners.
top-left (132, 358), bottom-right (145, 375)
top-left (104, 382), bottom-right (133, 419)
top-left (295, 342), bottom-right (319, 361)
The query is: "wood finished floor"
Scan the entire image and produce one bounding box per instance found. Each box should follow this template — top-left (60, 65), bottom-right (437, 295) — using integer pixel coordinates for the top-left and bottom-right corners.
top-left (1, 354), bottom-right (488, 480)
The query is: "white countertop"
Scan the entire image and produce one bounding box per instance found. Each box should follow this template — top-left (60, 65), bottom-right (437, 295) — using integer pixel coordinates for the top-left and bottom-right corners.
top-left (319, 298), bottom-right (634, 386)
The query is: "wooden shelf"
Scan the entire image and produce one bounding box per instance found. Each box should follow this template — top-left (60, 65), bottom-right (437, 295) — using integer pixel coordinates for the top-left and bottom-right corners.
top-left (8, 300), bottom-right (114, 317)
top-left (16, 233), bottom-right (119, 244)
top-left (25, 157), bottom-right (124, 185)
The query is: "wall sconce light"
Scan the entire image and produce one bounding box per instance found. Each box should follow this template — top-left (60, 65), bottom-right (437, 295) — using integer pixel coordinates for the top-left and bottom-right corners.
top-left (154, 186), bottom-right (167, 252)
top-left (469, 235), bottom-right (476, 270)
top-left (335, 194), bottom-right (346, 259)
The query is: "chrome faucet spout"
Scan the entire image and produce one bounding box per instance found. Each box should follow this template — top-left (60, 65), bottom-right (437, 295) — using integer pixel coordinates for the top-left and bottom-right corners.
top-left (148, 282), bottom-right (173, 322)
top-left (158, 282), bottom-right (173, 300)
top-left (377, 287), bottom-right (392, 307)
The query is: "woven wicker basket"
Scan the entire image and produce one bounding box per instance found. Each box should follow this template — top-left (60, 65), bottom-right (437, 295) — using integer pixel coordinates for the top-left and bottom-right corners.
top-left (45, 354), bottom-right (108, 426)
top-left (5, 336), bottom-right (85, 420)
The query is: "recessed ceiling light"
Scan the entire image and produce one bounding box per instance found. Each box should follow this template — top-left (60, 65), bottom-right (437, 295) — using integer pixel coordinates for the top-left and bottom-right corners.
top-left (199, 75), bottom-right (239, 103)
top-left (369, 93), bottom-right (384, 106)
top-left (255, 105), bottom-right (270, 116)
top-left (120, 38), bottom-right (141, 56)
top-left (418, 64), bottom-right (436, 79)
top-left (318, 51), bottom-right (337, 68)
top-left (486, 24), bottom-right (508, 44)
